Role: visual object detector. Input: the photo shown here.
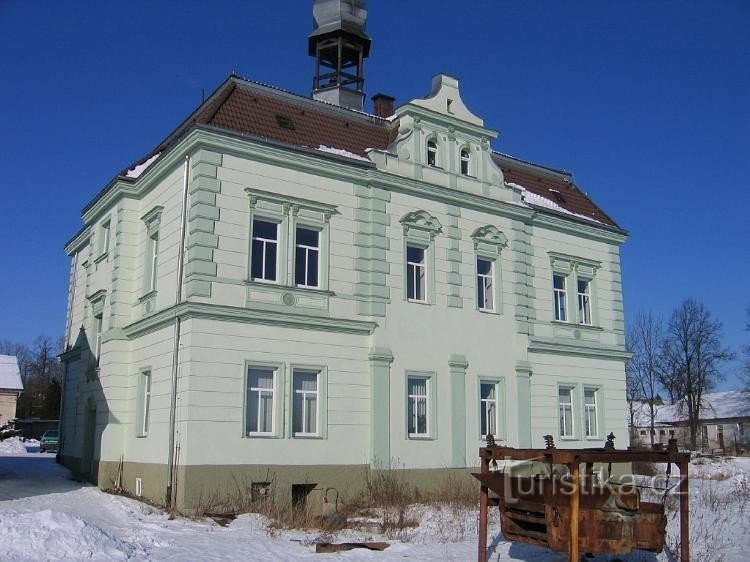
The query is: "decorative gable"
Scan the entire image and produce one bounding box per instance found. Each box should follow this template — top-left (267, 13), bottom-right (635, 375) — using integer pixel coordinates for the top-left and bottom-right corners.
top-left (367, 74), bottom-right (520, 205)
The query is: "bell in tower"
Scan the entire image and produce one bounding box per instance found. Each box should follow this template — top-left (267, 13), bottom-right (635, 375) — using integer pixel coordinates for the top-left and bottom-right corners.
top-left (309, 0), bottom-right (371, 111)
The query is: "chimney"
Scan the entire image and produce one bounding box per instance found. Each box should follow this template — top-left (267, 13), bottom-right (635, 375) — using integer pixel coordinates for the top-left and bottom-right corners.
top-left (372, 93), bottom-right (395, 118)
top-left (309, 0), bottom-right (371, 111)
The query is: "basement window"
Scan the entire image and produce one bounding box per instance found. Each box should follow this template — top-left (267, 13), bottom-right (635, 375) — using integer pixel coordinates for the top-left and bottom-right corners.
top-left (251, 481), bottom-right (271, 503)
top-left (291, 483), bottom-right (316, 509)
top-left (275, 114), bottom-right (295, 130)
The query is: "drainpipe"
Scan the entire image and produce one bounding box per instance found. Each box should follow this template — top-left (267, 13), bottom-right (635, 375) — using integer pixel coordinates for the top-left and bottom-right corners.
top-left (166, 154), bottom-right (190, 510)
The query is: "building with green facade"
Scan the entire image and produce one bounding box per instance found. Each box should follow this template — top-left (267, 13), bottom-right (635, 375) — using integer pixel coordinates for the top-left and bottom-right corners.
top-left (60, 0), bottom-right (629, 512)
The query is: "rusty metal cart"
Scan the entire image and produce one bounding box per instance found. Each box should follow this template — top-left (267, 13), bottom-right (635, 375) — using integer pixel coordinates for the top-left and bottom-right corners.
top-left (473, 435), bottom-right (690, 562)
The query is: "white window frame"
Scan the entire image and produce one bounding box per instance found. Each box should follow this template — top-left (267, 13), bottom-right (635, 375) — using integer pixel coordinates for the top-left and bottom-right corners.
top-left (141, 370), bottom-right (151, 436)
top-left (406, 244), bottom-right (427, 302)
top-left (553, 273), bottom-right (567, 322)
top-left (98, 219), bottom-right (111, 257)
top-left (294, 226), bottom-right (321, 289)
top-left (559, 386), bottom-right (575, 439)
top-left (93, 313), bottom-right (103, 366)
top-left (426, 138), bottom-right (438, 167)
top-left (407, 374), bottom-right (431, 438)
top-left (479, 381), bottom-right (499, 439)
top-left (145, 231), bottom-right (159, 294)
top-left (141, 206), bottom-right (163, 298)
top-left (246, 367), bottom-right (277, 436)
top-left (460, 147), bottom-right (471, 176)
top-left (476, 257), bottom-right (495, 312)
top-left (250, 218), bottom-right (280, 284)
top-left (577, 278), bottom-right (592, 325)
top-left (549, 253), bottom-right (600, 326)
top-left (583, 387), bottom-right (599, 438)
top-left (292, 369), bottom-right (320, 438)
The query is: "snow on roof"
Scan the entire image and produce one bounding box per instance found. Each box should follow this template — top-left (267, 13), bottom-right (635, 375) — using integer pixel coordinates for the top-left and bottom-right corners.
top-left (657, 391), bottom-right (750, 424)
top-left (316, 145), bottom-right (371, 162)
top-left (507, 182), bottom-right (603, 224)
top-left (124, 152), bottom-right (161, 179)
top-left (630, 400), bottom-right (670, 428)
top-left (0, 355), bottom-right (23, 391)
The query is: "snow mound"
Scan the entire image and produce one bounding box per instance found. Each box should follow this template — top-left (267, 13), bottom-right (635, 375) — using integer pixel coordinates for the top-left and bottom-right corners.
top-left (0, 436), bottom-right (28, 455)
top-left (0, 509), bottom-right (147, 561)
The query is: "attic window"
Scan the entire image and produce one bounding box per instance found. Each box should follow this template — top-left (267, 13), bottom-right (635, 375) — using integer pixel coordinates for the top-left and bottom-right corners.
top-left (549, 189), bottom-right (565, 203)
top-left (275, 114), bottom-right (295, 130)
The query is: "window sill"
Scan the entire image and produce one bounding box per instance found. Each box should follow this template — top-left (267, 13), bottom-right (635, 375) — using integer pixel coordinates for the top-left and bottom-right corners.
top-left (559, 436), bottom-right (578, 441)
top-left (245, 433), bottom-right (279, 439)
top-left (478, 308), bottom-right (499, 315)
top-left (406, 298), bottom-right (430, 305)
top-left (407, 435), bottom-right (434, 441)
top-left (139, 290), bottom-right (157, 303)
top-left (94, 252), bottom-right (108, 265)
top-left (136, 434), bottom-right (148, 439)
top-left (293, 433), bottom-right (323, 439)
top-left (551, 320), bottom-right (603, 332)
top-left (245, 280), bottom-right (333, 296)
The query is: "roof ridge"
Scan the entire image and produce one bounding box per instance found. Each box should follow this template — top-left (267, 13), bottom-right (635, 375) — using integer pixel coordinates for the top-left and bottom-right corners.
top-left (492, 150), bottom-right (571, 178)
top-left (229, 74), bottom-right (392, 124)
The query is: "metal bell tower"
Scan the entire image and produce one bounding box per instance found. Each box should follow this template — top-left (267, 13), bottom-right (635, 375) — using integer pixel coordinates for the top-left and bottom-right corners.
top-left (309, 0), bottom-right (371, 111)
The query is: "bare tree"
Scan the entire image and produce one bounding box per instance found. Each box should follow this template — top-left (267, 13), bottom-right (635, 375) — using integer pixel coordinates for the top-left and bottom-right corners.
top-left (0, 339), bottom-right (31, 377)
top-left (626, 311), bottom-right (664, 445)
top-left (660, 298), bottom-right (734, 449)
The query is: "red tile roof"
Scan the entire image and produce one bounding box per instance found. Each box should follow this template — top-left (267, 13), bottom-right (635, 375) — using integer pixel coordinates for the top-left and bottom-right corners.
top-left (116, 75), bottom-right (620, 230)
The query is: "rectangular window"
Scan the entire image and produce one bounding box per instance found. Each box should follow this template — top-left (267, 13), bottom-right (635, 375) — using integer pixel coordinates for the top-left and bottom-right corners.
top-left (559, 386), bottom-right (574, 438)
top-left (294, 227), bottom-right (320, 288)
top-left (577, 279), bottom-right (592, 325)
top-left (407, 376), bottom-right (429, 437)
top-left (480, 382), bottom-right (498, 438)
top-left (584, 388), bottom-right (598, 438)
top-left (98, 220), bottom-right (111, 256)
top-left (406, 245), bottom-right (426, 302)
top-left (553, 274), bottom-right (567, 321)
top-left (477, 258), bottom-right (495, 312)
top-left (246, 367), bottom-right (276, 435)
top-left (145, 232), bottom-right (159, 293)
top-left (93, 313), bottom-right (103, 366)
top-left (251, 219), bottom-right (278, 282)
top-left (141, 371), bottom-right (151, 435)
top-left (293, 370), bottom-right (319, 436)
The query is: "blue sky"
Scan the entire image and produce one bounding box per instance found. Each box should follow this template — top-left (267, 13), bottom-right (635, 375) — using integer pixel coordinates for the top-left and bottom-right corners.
top-left (0, 1), bottom-right (747, 388)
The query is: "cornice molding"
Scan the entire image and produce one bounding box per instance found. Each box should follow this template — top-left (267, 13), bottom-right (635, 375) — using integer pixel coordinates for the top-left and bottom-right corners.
top-left (528, 336), bottom-right (631, 361)
top-left (66, 127), bottom-right (628, 255)
top-left (123, 301), bottom-right (377, 339)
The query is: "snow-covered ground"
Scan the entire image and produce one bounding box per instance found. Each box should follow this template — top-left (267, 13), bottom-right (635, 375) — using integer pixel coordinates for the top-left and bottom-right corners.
top-left (1, 438), bottom-right (749, 561)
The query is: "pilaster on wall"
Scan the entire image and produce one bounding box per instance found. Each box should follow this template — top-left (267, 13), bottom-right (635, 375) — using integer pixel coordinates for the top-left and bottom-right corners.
top-left (368, 347), bottom-right (393, 467)
top-left (608, 245), bottom-right (626, 346)
top-left (448, 354), bottom-right (468, 467)
top-left (511, 220), bottom-right (535, 335)
top-left (186, 149), bottom-right (222, 298)
top-left (353, 184), bottom-right (391, 316)
top-left (445, 205), bottom-right (463, 308)
top-left (515, 362), bottom-right (532, 447)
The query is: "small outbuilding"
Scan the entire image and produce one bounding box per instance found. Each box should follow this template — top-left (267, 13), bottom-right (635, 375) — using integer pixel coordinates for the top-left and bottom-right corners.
top-left (630, 391), bottom-right (750, 454)
top-left (0, 355), bottom-right (24, 425)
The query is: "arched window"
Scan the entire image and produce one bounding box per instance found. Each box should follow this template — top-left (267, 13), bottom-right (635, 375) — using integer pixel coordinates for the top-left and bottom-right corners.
top-left (426, 139), bottom-right (438, 167)
top-left (460, 148), bottom-right (470, 176)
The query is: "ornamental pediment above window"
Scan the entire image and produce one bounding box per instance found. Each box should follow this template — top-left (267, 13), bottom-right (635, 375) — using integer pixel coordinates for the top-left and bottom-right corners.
top-left (399, 210), bottom-right (442, 240)
top-left (471, 225), bottom-right (508, 248)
